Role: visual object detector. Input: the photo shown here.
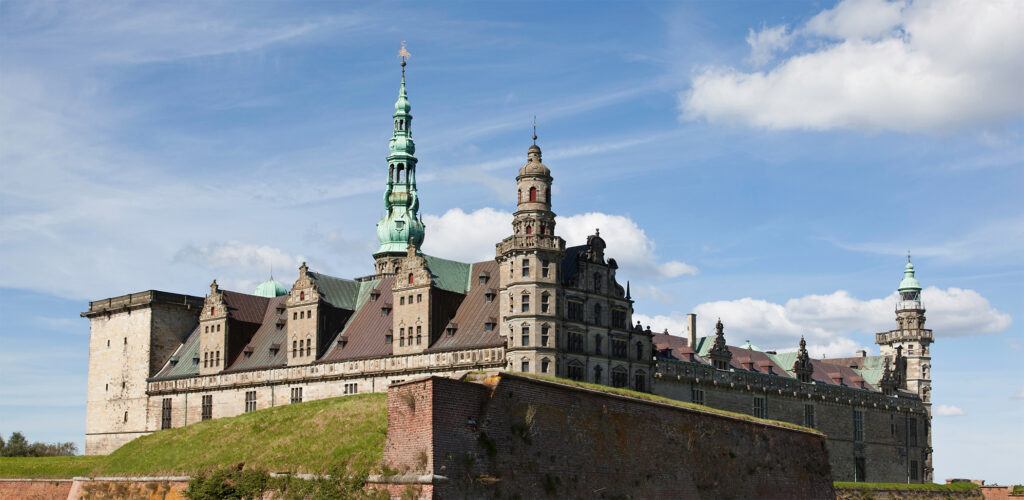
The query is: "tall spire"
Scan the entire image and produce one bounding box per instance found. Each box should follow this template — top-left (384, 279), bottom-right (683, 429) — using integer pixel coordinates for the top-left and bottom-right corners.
top-left (898, 252), bottom-right (922, 301)
top-left (375, 42), bottom-right (425, 266)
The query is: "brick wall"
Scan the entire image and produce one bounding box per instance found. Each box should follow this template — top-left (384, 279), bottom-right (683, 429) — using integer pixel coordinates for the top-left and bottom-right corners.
top-left (383, 374), bottom-right (835, 499)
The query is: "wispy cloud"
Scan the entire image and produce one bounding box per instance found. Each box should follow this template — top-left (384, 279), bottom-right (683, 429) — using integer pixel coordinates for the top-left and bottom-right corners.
top-left (933, 404), bottom-right (966, 417)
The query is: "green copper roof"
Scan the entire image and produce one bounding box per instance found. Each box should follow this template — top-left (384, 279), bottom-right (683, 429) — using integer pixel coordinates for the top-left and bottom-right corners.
top-left (423, 254), bottom-right (472, 294)
top-left (898, 258), bottom-right (922, 292)
top-left (253, 277), bottom-right (288, 298)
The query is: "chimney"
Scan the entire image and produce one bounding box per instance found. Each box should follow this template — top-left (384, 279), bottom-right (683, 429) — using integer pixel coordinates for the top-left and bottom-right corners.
top-left (686, 313), bottom-right (697, 349)
top-left (857, 349), bottom-right (867, 358)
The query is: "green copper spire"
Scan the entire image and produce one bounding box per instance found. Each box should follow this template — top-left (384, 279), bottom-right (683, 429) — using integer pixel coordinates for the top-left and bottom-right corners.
top-left (376, 42), bottom-right (425, 257)
top-left (254, 277), bottom-right (288, 298)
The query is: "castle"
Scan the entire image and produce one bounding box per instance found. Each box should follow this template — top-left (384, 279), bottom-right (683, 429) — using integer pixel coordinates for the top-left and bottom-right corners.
top-left (83, 57), bottom-right (933, 483)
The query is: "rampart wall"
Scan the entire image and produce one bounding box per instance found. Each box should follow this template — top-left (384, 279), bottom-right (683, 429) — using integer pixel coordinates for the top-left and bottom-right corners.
top-left (382, 373), bottom-right (835, 499)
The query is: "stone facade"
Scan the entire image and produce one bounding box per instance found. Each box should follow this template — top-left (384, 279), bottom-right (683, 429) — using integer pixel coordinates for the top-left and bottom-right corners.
top-left (81, 60), bottom-right (933, 485)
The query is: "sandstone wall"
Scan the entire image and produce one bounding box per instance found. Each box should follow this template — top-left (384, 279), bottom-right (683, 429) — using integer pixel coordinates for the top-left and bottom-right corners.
top-left (383, 374), bottom-right (835, 499)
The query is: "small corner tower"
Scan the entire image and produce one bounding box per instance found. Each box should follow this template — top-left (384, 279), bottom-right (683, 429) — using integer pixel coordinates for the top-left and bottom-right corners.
top-left (875, 254), bottom-right (933, 405)
top-left (496, 127), bottom-right (565, 376)
top-left (374, 42), bottom-right (425, 276)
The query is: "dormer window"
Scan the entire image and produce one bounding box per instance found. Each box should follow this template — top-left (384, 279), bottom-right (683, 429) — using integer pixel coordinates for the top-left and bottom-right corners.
top-left (484, 322), bottom-right (496, 331)
top-left (269, 343), bottom-right (280, 356)
top-left (478, 271), bottom-right (490, 285)
top-left (381, 304), bottom-right (392, 316)
top-left (485, 289), bottom-right (496, 302)
top-left (446, 322), bottom-right (458, 336)
top-left (370, 290), bottom-right (380, 302)
top-left (169, 356), bottom-right (179, 366)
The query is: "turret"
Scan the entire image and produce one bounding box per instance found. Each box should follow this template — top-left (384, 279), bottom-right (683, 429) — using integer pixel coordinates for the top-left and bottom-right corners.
top-left (875, 254), bottom-right (932, 403)
top-left (374, 42), bottom-right (425, 276)
top-left (707, 319), bottom-right (732, 370)
top-left (497, 130), bottom-right (565, 377)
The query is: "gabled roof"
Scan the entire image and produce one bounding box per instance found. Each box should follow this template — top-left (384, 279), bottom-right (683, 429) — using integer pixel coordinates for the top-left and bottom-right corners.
top-left (309, 272), bottom-right (363, 310)
top-left (319, 276), bottom-right (397, 361)
top-left (422, 254), bottom-right (472, 294)
top-left (221, 290), bottom-right (271, 324)
top-left (821, 355), bottom-right (887, 387)
top-left (224, 295), bottom-right (289, 372)
top-left (153, 325), bottom-right (201, 379)
top-left (427, 261), bottom-right (503, 352)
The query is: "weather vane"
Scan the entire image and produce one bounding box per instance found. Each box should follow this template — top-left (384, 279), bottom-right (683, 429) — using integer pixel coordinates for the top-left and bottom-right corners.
top-left (532, 115), bottom-right (537, 144)
top-left (399, 41), bottom-right (410, 75)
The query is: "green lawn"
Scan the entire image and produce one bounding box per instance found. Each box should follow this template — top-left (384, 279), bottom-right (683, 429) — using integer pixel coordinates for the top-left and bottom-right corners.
top-left (0, 393), bottom-right (388, 479)
top-left (834, 481), bottom-right (979, 491)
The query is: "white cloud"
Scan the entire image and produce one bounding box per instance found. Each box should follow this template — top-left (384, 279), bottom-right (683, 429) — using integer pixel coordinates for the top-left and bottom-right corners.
top-left (1012, 389), bottom-right (1024, 400)
top-left (634, 286), bottom-right (1010, 358)
top-left (174, 241), bottom-right (307, 275)
top-left (422, 208), bottom-right (698, 280)
top-left (933, 404), bottom-right (966, 416)
top-left (682, 0), bottom-right (1024, 132)
top-left (746, 25), bottom-right (792, 67)
top-left (804, 0), bottom-right (906, 40)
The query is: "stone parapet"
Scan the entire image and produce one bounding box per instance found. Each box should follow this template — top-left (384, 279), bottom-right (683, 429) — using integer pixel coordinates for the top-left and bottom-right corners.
top-left (82, 290), bottom-right (204, 318)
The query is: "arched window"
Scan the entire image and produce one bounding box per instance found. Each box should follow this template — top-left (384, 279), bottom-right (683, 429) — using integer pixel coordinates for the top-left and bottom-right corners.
top-left (594, 365), bottom-right (603, 384)
top-left (518, 189), bottom-right (521, 203)
top-left (124, 411), bottom-right (128, 423)
top-left (210, 307), bottom-right (215, 315)
top-left (525, 225), bottom-right (532, 235)
top-left (400, 119), bottom-right (405, 130)
top-left (408, 273), bottom-right (414, 284)
top-left (300, 291), bottom-right (305, 301)
top-left (529, 186), bottom-right (537, 202)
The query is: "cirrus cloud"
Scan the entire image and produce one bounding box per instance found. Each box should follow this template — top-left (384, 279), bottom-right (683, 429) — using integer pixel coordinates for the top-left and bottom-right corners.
top-left (933, 405), bottom-right (966, 416)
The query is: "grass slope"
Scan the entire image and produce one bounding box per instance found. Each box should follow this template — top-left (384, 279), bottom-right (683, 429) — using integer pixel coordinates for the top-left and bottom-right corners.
top-left (0, 393), bottom-right (387, 479)
top-left (834, 481), bottom-right (979, 491)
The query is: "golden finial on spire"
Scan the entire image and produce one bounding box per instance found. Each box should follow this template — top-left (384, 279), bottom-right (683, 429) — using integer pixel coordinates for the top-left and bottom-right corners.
top-left (399, 41), bottom-right (410, 67)
top-left (532, 115), bottom-right (537, 144)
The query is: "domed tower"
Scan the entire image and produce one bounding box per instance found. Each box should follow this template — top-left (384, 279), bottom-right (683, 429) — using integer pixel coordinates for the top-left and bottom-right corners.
top-left (875, 254), bottom-right (933, 481)
top-left (496, 130), bottom-right (565, 376)
top-left (253, 276), bottom-right (288, 298)
top-left (374, 43), bottom-right (425, 276)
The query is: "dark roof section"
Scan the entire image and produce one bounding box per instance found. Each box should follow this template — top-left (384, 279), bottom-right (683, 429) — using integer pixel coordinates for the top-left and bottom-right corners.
top-left (319, 276), bottom-right (397, 362)
top-left (152, 325), bottom-right (201, 379)
top-left (653, 331), bottom-right (880, 392)
top-left (427, 261), bottom-right (503, 352)
top-left (560, 245), bottom-right (587, 286)
top-left (221, 290), bottom-right (271, 324)
top-left (224, 295), bottom-right (289, 372)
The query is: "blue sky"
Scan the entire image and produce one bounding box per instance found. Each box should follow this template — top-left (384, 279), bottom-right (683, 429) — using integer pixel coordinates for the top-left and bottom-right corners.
top-left (1, 0), bottom-right (1021, 483)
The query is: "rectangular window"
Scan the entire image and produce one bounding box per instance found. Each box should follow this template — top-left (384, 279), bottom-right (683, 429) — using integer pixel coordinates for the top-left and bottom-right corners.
top-left (161, 398), bottom-right (172, 430)
top-left (753, 396), bottom-right (765, 419)
top-left (522, 259), bottom-right (530, 277)
top-left (611, 370), bottom-right (628, 388)
top-left (541, 325), bottom-right (549, 347)
top-left (804, 404), bottom-right (816, 429)
top-left (522, 326), bottom-right (530, 347)
top-left (909, 418), bottom-right (918, 446)
top-left (484, 322), bottom-right (496, 331)
top-left (417, 294), bottom-right (422, 303)
top-left (568, 332), bottom-right (584, 353)
top-left (612, 339), bottom-right (627, 358)
top-left (567, 364), bottom-right (584, 381)
top-left (521, 295), bottom-right (530, 312)
top-left (385, 333), bottom-right (393, 343)
top-left (541, 294), bottom-right (549, 313)
top-left (485, 293), bottom-right (494, 303)
top-left (344, 383), bottom-right (358, 395)
top-left (691, 388), bottom-right (705, 405)
top-left (910, 460), bottom-right (919, 481)
top-left (541, 260), bottom-right (549, 278)
top-left (634, 373), bottom-right (645, 392)
top-left (245, 391), bottom-right (256, 413)
top-left (291, 387), bottom-right (303, 404)
top-left (521, 360), bottom-right (529, 372)
top-left (611, 309), bottom-right (627, 329)
top-left (201, 395), bottom-right (212, 421)
top-left (567, 301), bottom-right (584, 321)
top-left (541, 359), bottom-right (549, 373)
top-left (855, 457), bottom-right (867, 482)
top-left (400, 296), bottom-right (405, 305)
top-left (854, 410), bottom-right (865, 442)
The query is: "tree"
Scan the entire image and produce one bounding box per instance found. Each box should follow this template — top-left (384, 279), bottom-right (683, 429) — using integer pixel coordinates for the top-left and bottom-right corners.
top-left (4, 432), bottom-right (30, 457)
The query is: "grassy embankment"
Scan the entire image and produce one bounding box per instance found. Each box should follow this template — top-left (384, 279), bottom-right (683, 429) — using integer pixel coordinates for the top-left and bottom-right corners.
top-left (834, 481), bottom-right (980, 491)
top-left (0, 393), bottom-right (387, 479)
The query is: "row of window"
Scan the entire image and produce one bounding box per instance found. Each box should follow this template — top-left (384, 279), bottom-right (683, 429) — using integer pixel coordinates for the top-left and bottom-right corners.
top-left (564, 363), bottom-right (647, 392)
top-left (518, 258), bottom-right (552, 279)
top-left (399, 326), bottom-right (422, 347)
top-left (104, 337), bottom-right (129, 348)
top-left (203, 350), bottom-right (221, 368)
top-left (398, 294), bottom-right (423, 306)
top-left (292, 338), bottom-right (312, 357)
top-left (510, 324), bottom-right (551, 348)
top-left (516, 292), bottom-right (552, 314)
top-left (292, 309), bottom-right (314, 320)
top-left (203, 324), bottom-right (222, 334)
